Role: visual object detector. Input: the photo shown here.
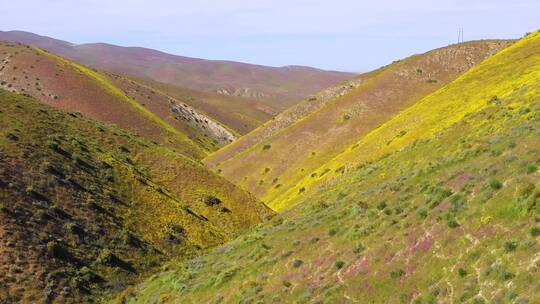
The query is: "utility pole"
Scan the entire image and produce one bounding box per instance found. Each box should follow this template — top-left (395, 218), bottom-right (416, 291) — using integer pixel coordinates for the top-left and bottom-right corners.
top-left (458, 28), bottom-right (464, 44)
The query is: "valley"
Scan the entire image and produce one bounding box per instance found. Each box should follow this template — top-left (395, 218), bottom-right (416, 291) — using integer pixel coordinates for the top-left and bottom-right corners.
top-left (0, 24), bottom-right (539, 304)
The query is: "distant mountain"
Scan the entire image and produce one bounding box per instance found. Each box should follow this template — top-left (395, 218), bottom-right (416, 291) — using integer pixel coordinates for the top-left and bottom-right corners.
top-left (0, 30), bottom-right (355, 109)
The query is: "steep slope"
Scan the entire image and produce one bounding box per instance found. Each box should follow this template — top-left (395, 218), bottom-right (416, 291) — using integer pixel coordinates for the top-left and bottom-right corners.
top-left (132, 78), bottom-right (276, 135)
top-left (206, 40), bottom-right (511, 209)
top-left (0, 30), bottom-right (355, 109)
top-left (104, 73), bottom-right (237, 148)
top-left (0, 42), bottom-right (237, 157)
top-left (0, 89), bottom-right (271, 303)
top-left (122, 31), bottom-right (540, 304)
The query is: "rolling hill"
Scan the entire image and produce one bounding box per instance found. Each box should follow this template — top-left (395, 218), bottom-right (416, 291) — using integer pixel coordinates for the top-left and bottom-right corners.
top-left (0, 41), bottom-right (242, 157)
top-left (0, 89), bottom-right (271, 303)
top-left (122, 31), bottom-right (540, 304)
top-left (0, 30), bottom-right (355, 109)
top-left (205, 40), bottom-right (512, 210)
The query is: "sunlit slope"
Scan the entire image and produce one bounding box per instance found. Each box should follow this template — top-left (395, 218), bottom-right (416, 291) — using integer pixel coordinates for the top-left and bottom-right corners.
top-left (0, 89), bottom-right (271, 303)
top-left (271, 32), bottom-right (539, 210)
top-left (0, 42), bottom-right (228, 159)
top-left (204, 66), bottom-right (383, 167)
top-left (123, 32), bottom-right (540, 304)
top-left (206, 40), bottom-right (510, 209)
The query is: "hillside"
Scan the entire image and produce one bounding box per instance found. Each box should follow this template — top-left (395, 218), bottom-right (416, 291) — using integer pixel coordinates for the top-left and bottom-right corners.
top-left (122, 31), bottom-right (540, 304)
top-left (0, 89), bottom-right (271, 303)
top-left (205, 40), bottom-right (512, 210)
top-left (0, 30), bottom-right (355, 109)
top-left (132, 78), bottom-right (276, 135)
top-left (0, 41), bottom-right (239, 157)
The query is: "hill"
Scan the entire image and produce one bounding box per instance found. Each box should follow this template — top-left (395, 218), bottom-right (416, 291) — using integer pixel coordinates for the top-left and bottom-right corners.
top-left (122, 31), bottom-right (540, 304)
top-left (131, 77), bottom-right (276, 135)
top-left (0, 41), bottom-right (240, 157)
top-left (0, 30), bottom-right (355, 109)
top-left (0, 89), bottom-right (271, 303)
top-left (205, 40), bottom-right (512, 210)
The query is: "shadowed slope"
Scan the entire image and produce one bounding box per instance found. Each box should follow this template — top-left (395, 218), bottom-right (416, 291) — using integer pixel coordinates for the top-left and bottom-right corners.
top-left (123, 31), bottom-right (540, 304)
top-left (0, 89), bottom-right (271, 303)
top-left (205, 40), bottom-right (511, 210)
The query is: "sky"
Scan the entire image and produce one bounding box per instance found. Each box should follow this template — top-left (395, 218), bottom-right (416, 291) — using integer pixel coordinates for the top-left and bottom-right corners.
top-left (1, 0), bottom-right (539, 72)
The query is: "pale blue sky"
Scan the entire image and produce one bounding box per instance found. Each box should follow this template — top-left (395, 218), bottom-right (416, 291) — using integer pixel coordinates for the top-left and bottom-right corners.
top-left (1, 0), bottom-right (539, 71)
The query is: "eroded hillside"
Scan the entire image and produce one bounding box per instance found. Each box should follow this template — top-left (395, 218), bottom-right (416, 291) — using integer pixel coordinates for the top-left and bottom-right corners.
top-left (131, 78), bottom-right (276, 135)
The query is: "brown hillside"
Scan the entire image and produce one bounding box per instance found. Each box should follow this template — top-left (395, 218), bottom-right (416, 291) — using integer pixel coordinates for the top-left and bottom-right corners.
top-left (0, 42), bottom-right (236, 158)
top-left (205, 40), bottom-right (512, 209)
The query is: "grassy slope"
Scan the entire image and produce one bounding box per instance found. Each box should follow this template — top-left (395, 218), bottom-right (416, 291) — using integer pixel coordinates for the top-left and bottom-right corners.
top-left (203, 67), bottom-right (383, 167)
top-left (206, 40), bottom-right (511, 210)
top-left (0, 42), bottom-right (221, 159)
top-left (132, 77), bottom-right (275, 135)
top-left (0, 89), bottom-right (271, 303)
top-left (124, 32), bottom-right (540, 303)
top-left (271, 34), bottom-right (532, 210)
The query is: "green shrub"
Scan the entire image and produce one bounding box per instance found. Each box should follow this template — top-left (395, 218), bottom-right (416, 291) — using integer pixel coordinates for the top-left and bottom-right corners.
top-left (390, 269), bottom-right (405, 279)
top-left (334, 260), bottom-right (345, 269)
top-left (447, 218), bottom-right (460, 228)
top-left (503, 240), bottom-right (518, 252)
top-left (292, 259), bottom-right (303, 268)
top-left (353, 243), bottom-right (365, 254)
top-left (328, 228), bottom-right (338, 236)
top-left (527, 164), bottom-right (538, 174)
top-left (262, 144), bottom-right (271, 151)
top-left (489, 179), bottom-right (503, 190)
top-left (530, 227), bottom-right (540, 237)
top-left (458, 268), bottom-right (468, 277)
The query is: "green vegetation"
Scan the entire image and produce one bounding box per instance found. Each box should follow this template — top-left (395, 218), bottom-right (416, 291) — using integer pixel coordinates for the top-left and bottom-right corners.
top-left (0, 89), bottom-right (270, 302)
top-left (204, 40), bottom-right (511, 211)
top-left (123, 31), bottom-right (540, 303)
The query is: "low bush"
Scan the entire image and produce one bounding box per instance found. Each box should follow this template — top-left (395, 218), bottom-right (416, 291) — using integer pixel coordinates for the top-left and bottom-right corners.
top-left (503, 240), bottom-right (518, 252)
top-left (530, 227), bottom-right (540, 237)
top-left (334, 260), bottom-right (345, 269)
top-left (489, 179), bottom-right (503, 190)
